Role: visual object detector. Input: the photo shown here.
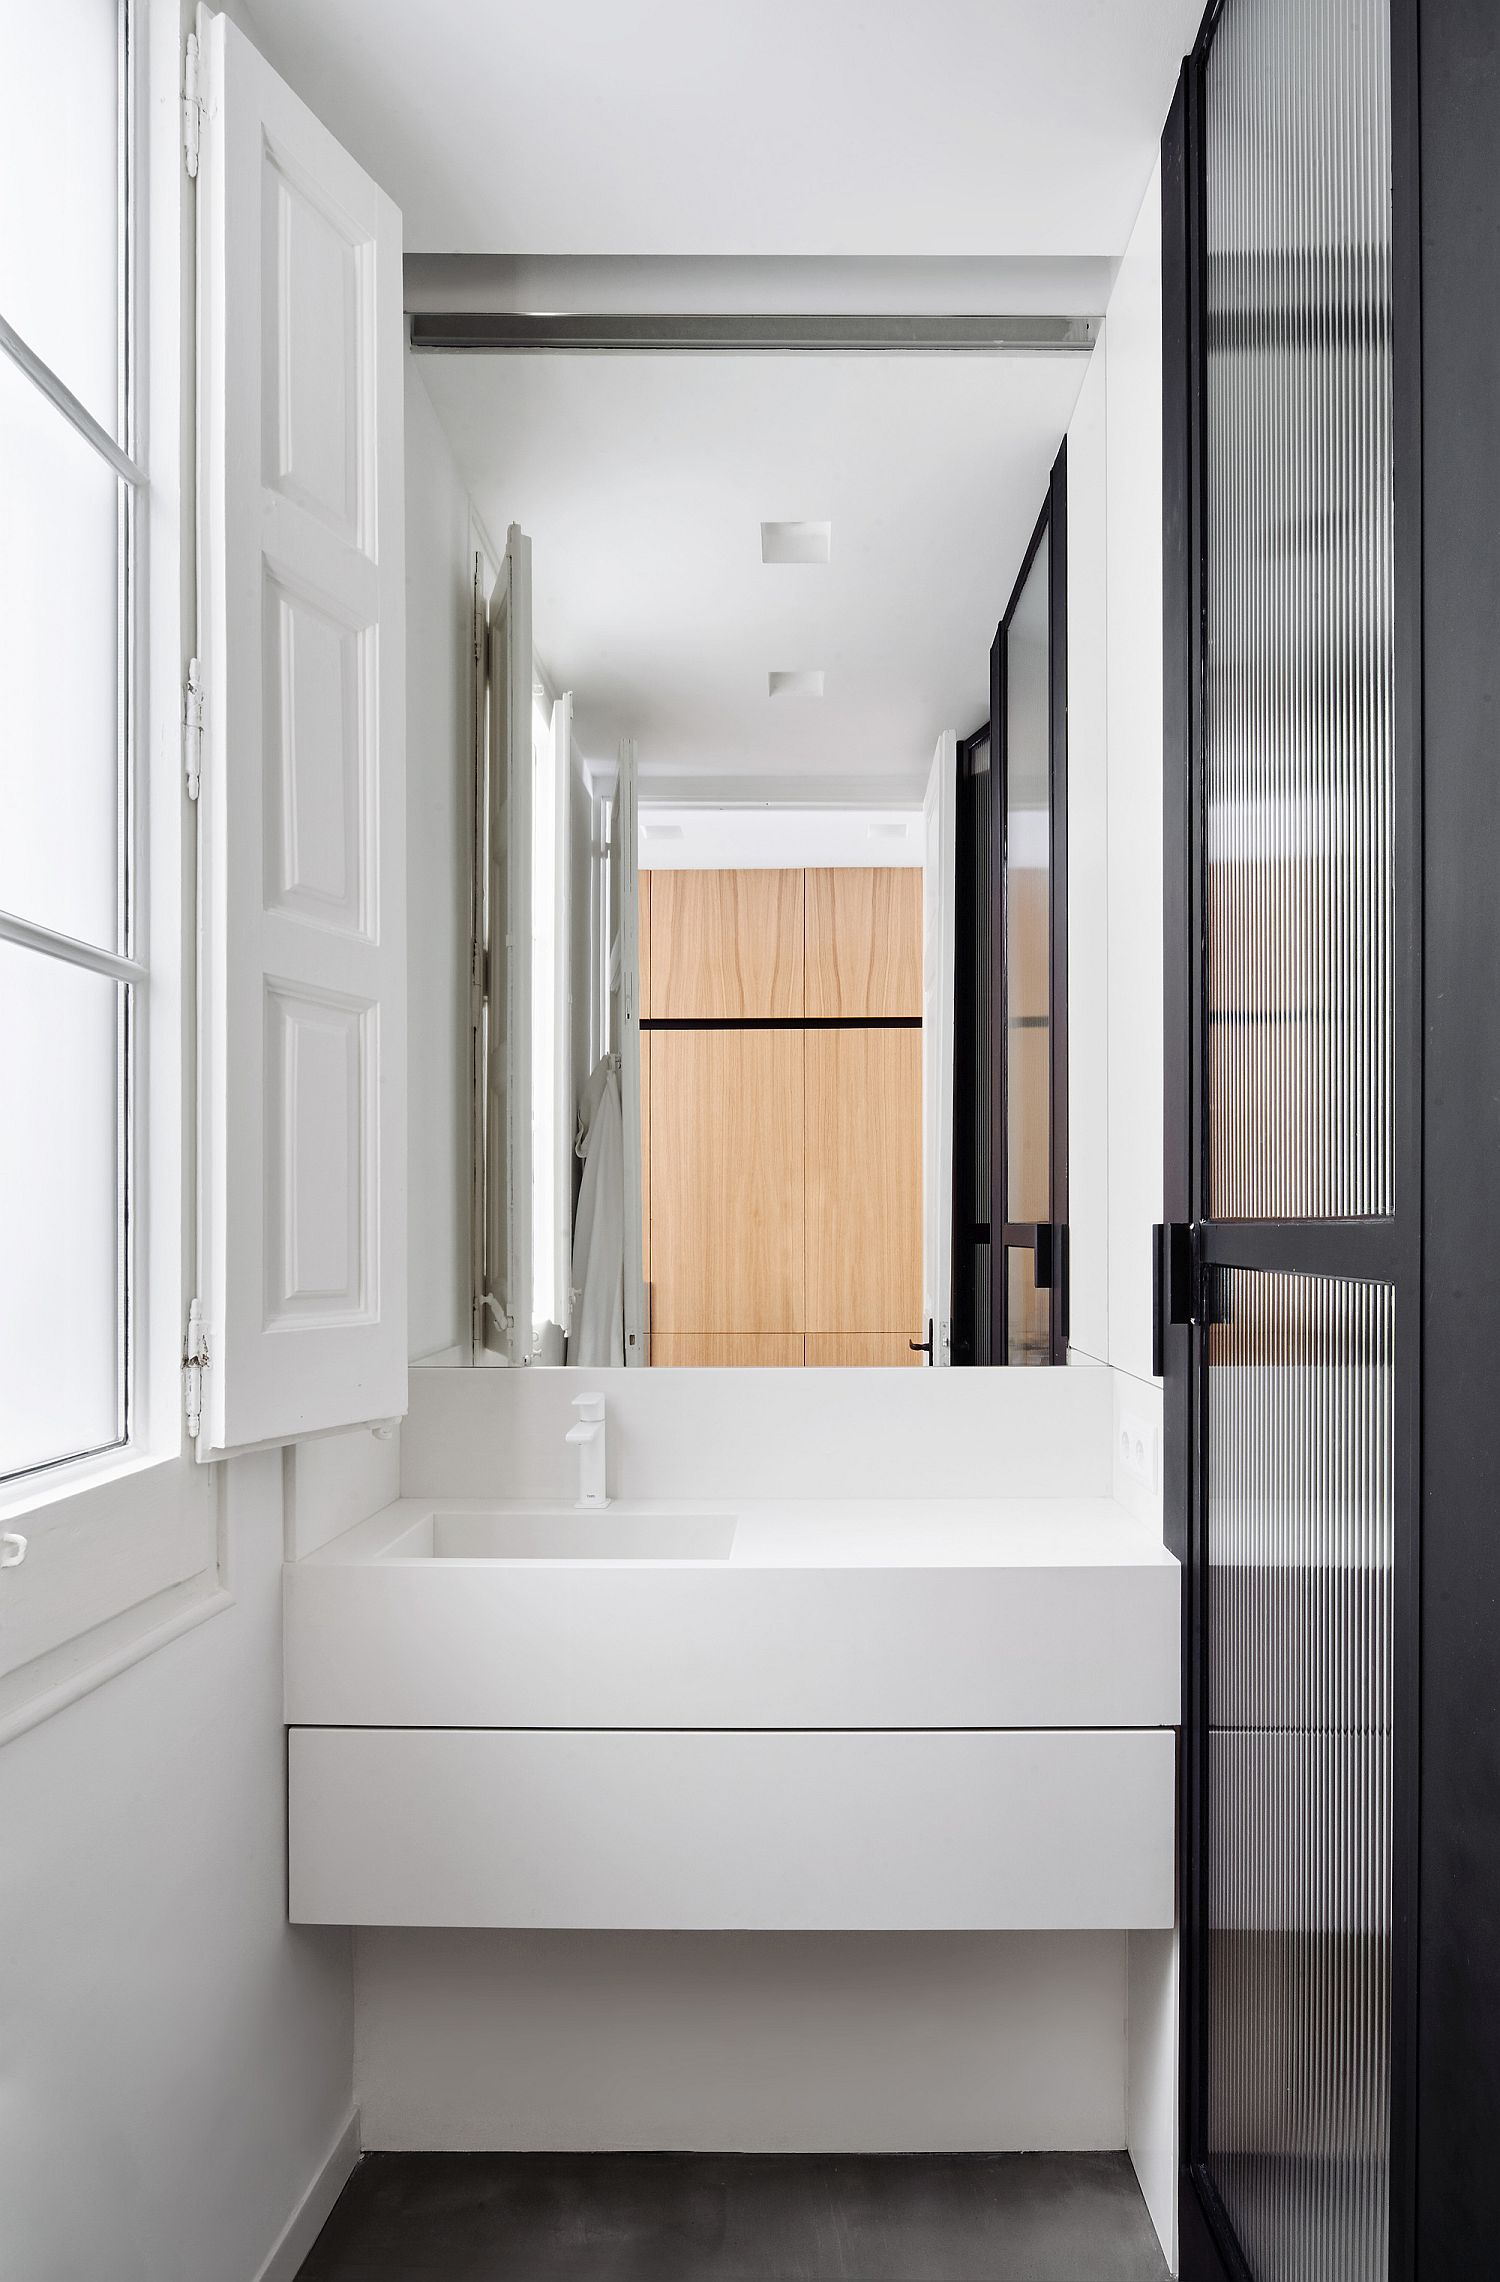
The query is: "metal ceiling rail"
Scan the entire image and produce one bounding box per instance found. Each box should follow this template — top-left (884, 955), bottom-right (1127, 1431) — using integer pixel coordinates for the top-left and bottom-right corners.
top-left (407, 311), bottom-right (1099, 354)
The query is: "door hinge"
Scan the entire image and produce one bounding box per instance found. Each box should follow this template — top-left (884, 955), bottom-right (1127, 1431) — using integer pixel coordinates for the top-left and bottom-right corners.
top-left (183, 1298), bottom-right (210, 1440)
top-left (183, 658), bottom-right (204, 801)
top-left (1152, 1221), bottom-right (1228, 1372)
top-left (183, 32), bottom-right (203, 179)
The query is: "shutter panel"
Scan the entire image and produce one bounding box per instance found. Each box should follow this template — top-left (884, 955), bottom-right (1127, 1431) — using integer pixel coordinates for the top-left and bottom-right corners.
top-left (616, 740), bottom-right (646, 1363)
top-left (195, 8), bottom-right (406, 1455)
top-left (481, 526), bottom-right (533, 1362)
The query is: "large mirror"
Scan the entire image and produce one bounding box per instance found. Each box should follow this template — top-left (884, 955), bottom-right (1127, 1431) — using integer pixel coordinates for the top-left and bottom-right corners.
top-left (414, 353), bottom-right (1075, 1367)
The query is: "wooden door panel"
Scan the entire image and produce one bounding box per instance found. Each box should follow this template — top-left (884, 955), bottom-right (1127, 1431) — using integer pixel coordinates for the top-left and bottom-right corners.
top-left (805, 1334), bottom-right (921, 1367)
top-left (654, 1334), bottom-right (804, 1367)
top-left (651, 869), bottom-right (803, 1017)
top-left (650, 1031), bottom-right (804, 1334)
top-left (805, 1029), bottom-right (922, 1334)
top-left (805, 867), bottom-right (921, 1017)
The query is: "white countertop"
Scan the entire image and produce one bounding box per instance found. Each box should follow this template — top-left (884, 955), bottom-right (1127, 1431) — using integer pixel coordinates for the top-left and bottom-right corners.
top-left (300, 1495), bottom-right (1176, 1572)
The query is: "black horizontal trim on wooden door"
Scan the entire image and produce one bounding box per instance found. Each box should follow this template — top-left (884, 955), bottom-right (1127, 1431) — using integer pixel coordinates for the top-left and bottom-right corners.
top-left (640, 1015), bottom-right (922, 1032)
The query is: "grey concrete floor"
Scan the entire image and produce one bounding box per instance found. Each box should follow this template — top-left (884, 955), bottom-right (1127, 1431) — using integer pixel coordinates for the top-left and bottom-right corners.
top-left (295, 2150), bottom-right (1170, 2282)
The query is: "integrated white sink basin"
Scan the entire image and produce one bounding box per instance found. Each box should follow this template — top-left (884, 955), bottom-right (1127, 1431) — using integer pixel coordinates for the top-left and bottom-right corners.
top-left (285, 1496), bottom-right (1179, 1732)
top-left (382, 1507), bottom-right (737, 1563)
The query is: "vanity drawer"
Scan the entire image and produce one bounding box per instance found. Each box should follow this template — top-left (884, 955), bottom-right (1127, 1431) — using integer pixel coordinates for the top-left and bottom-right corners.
top-left (289, 1725), bottom-right (1175, 1932)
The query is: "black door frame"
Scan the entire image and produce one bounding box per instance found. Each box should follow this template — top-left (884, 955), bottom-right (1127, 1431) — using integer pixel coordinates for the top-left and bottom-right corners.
top-left (951, 720), bottom-right (994, 1367)
top-left (990, 444), bottom-right (1070, 1366)
top-left (1161, 2), bottom-right (1424, 2274)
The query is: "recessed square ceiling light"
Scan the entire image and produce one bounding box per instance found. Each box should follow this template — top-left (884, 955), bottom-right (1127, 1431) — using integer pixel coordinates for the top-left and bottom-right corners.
top-left (768, 670), bottom-right (825, 699)
top-left (641, 822), bottom-right (684, 840)
top-left (761, 520), bottom-right (832, 565)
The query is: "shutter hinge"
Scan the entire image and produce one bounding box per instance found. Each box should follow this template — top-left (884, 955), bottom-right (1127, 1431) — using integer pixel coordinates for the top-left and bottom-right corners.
top-left (184, 658), bottom-right (204, 801)
top-left (183, 1298), bottom-right (210, 1440)
top-left (183, 32), bottom-right (203, 179)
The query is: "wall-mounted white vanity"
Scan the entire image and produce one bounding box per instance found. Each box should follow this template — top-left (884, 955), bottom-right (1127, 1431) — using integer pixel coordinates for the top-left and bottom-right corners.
top-left (286, 1367), bottom-right (1179, 1937)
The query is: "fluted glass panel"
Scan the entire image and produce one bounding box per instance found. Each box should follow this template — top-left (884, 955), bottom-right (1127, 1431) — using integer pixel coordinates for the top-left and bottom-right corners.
top-left (1206, 1270), bottom-right (1393, 2282)
top-left (1203, 0), bottom-right (1393, 1220)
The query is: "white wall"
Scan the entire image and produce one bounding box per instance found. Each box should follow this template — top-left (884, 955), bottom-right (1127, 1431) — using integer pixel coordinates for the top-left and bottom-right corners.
top-left (405, 355), bottom-right (476, 1364)
top-left (0, 1452), bottom-right (362, 2282)
top-left (1065, 168), bottom-right (1164, 1416)
top-left (640, 805), bottom-right (923, 870)
top-left (356, 1929), bottom-right (1129, 2153)
top-left (1061, 163), bottom-right (1175, 2268)
top-left (400, 1359), bottom-right (1113, 1503)
top-left (1104, 166), bottom-right (1166, 1405)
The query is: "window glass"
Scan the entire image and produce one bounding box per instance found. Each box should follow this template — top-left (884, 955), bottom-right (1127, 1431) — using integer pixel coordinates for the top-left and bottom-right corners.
top-left (0, 943), bottom-right (124, 1476)
top-left (0, 0), bottom-right (130, 1485)
top-left (0, 348), bottom-right (123, 952)
top-left (0, 0), bottom-right (122, 434)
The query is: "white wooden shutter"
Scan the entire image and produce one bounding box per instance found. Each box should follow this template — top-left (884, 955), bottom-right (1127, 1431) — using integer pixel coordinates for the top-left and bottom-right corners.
top-left (615, 739), bottom-right (646, 1364)
top-left (482, 526), bottom-right (533, 1362)
top-left (922, 731), bottom-right (958, 1364)
top-left (195, 8), bottom-right (406, 1455)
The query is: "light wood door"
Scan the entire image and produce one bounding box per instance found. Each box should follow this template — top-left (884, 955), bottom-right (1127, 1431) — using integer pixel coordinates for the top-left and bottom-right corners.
top-left (1005, 867), bottom-right (1051, 1224)
top-left (805, 1334), bottom-right (921, 1368)
top-left (805, 867), bottom-right (921, 1017)
top-left (651, 869), bottom-right (803, 1017)
top-left (805, 1029), bottom-right (922, 1335)
top-left (654, 1334), bottom-right (804, 1367)
top-left (650, 1031), bottom-right (804, 1334)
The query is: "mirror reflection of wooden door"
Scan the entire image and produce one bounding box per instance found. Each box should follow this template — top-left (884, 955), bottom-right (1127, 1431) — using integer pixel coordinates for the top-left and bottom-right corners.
top-left (640, 864), bottom-right (922, 1365)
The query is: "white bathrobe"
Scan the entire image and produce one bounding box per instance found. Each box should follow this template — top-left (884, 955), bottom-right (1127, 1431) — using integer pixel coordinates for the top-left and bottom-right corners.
top-left (567, 1057), bottom-right (624, 1366)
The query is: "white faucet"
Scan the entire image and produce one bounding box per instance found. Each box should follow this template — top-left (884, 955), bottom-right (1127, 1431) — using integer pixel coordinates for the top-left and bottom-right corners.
top-left (565, 1392), bottom-right (609, 1509)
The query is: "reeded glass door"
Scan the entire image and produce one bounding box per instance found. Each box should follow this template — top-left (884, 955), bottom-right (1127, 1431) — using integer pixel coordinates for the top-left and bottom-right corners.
top-left (1166, 0), bottom-right (1413, 2275)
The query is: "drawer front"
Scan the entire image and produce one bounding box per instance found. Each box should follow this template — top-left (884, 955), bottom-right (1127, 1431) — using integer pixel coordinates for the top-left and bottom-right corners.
top-left (284, 1563), bottom-right (1182, 1730)
top-left (289, 1726), bottom-right (1175, 1932)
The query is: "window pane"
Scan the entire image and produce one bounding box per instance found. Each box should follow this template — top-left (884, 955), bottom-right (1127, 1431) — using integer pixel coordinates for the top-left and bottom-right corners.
top-left (1004, 528), bottom-right (1051, 1226)
top-left (0, 0), bottom-right (121, 433)
top-left (0, 353), bottom-right (123, 951)
top-left (0, 943), bottom-right (124, 1478)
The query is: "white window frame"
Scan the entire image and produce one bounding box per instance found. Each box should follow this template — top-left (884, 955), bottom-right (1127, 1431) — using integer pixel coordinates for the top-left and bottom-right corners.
top-left (0, 0), bottom-right (224, 1743)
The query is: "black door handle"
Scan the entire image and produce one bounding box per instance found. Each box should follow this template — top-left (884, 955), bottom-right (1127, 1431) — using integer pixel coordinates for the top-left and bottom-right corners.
top-left (909, 1318), bottom-right (935, 1362)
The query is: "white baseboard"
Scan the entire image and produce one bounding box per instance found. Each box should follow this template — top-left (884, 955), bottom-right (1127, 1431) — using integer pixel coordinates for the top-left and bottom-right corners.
top-left (252, 2108), bottom-right (361, 2282)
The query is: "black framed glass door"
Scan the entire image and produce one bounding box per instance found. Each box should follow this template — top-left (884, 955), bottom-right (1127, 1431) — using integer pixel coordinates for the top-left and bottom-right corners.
top-left (1163, 1), bottom-right (1419, 2276)
top-left (952, 445), bottom-right (1068, 1369)
top-left (951, 723), bottom-right (994, 1365)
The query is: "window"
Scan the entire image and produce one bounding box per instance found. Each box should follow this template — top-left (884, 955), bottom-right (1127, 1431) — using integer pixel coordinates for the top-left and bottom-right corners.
top-left (0, 0), bottom-right (139, 1483)
top-left (0, 0), bottom-right (219, 1734)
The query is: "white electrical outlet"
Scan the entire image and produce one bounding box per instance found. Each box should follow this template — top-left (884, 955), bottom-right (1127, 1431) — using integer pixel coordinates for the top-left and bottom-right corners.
top-left (1118, 1408), bottom-right (1160, 1495)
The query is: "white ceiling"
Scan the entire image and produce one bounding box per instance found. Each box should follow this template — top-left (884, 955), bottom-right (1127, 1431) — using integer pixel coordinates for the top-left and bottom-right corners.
top-left (419, 351), bottom-right (1086, 798)
top-left (239, 0), bottom-right (1201, 257)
